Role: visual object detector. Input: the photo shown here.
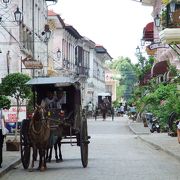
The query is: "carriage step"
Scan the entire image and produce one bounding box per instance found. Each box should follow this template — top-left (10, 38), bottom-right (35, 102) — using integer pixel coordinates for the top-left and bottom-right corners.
top-left (61, 141), bottom-right (77, 144)
top-left (64, 136), bottom-right (77, 139)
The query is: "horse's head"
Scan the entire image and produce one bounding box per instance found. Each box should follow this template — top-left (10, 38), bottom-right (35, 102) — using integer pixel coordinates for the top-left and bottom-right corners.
top-left (32, 105), bottom-right (46, 122)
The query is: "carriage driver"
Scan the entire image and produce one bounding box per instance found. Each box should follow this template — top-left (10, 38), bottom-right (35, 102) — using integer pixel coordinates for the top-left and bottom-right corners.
top-left (41, 90), bottom-right (56, 109)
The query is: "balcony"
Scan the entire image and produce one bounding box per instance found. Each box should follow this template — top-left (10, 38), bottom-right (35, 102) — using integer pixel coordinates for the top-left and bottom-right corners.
top-left (160, 28), bottom-right (180, 44)
top-left (159, 2), bottom-right (180, 44)
top-left (76, 66), bottom-right (89, 78)
top-left (141, 0), bottom-right (154, 6)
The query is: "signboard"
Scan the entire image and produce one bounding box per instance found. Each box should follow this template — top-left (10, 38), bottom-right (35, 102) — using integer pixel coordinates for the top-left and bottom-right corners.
top-left (148, 43), bottom-right (169, 50)
top-left (3, 106), bottom-right (26, 123)
top-left (22, 56), bottom-right (43, 69)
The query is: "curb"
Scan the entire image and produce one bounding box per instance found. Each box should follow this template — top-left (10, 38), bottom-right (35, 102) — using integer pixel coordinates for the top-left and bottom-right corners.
top-left (0, 158), bottom-right (21, 178)
top-left (128, 121), bottom-right (180, 162)
top-left (128, 122), bottom-right (150, 135)
top-left (137, 136), bottom-right (180, 162)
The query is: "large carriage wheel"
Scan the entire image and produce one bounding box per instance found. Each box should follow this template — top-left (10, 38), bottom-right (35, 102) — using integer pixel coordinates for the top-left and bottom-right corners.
top-left (80, 118), bottom-right (89, 168)
top-left (20, 119), bottom-right (31, 169)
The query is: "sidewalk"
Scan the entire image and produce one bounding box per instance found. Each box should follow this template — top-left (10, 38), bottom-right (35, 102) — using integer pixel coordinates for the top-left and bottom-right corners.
top-left (0, 135), bottom-right (21, 178)
top-left (129, 119), bottom-right (180, 161)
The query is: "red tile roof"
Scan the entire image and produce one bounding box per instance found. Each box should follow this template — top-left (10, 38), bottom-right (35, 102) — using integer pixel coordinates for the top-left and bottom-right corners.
top-left (48, 10), bottom-right (58, 16)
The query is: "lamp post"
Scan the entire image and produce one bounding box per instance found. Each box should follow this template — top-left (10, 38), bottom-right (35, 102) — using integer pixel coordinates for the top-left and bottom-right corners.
top-left (44, 25), bottom-right (51, 76)
top-left (141, 39), bottom-right (145, 46)
top-left (154, 14), bottom-right (160, 27)
top-left (14, 7), bottom-right (22, 24)
top-left (136, 46), bottom-right (140, 54)
top-left (57, 48), bottom-right (61, 59)
top-left (136, 46), bottom-right (145, 69)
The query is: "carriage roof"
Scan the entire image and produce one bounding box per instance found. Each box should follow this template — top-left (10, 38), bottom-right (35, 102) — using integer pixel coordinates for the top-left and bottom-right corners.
top-left (26, 77), bottom-right (78, 87)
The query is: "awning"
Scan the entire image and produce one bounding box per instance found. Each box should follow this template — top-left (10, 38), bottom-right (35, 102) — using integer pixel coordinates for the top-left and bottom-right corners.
top-left (151, 60), bottom-right (169, 77)
top-left (143, 22), bottom-right (154, 42)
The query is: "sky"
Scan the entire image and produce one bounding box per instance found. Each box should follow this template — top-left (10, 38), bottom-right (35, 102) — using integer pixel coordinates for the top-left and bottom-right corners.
top-left (50, 0), bottom-right (153, 64)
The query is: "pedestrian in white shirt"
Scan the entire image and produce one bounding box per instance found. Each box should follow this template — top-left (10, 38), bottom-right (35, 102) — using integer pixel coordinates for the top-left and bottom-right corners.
top-left (0, 108), bottom-right (6, 168)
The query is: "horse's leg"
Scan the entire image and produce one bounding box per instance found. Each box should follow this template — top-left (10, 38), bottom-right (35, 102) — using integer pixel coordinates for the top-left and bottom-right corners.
top-left (54, 141), bottom-right (59, 163)
top-left (38, 149), bottom-right (43, 171)
top-left (39, 148), bottom-right (45, 171)
top-left (48, 146), bottom-right (53, 162)
top-left (30, 146), bottom-right (36, 172)
top-left (41, 149), bottom-right (46, 171)
top-left (58, 138), bottom-right (63, 161)
top-left (46, 147), bottom-right (49, 161)
top-left (43, 149), bottom-right (47, 170)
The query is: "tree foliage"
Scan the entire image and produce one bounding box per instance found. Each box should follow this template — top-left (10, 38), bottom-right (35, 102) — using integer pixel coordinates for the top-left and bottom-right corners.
top-left (107, 56), bottom-right (138, 101)
top-left (0, 73), bottom-right (31, 140)
top-left (1, 73), bottom-right (31, 102)
top-left (0, 95), bottom-right (11, 109)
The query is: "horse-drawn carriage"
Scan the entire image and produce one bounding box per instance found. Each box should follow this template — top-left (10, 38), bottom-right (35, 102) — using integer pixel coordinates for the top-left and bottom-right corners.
top-left (94, 92), bottom-right (113, 120)
top-left (20, 77), bottom-right (90, 171)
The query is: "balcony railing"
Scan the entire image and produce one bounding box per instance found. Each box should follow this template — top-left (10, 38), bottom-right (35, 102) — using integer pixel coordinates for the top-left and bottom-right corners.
top-left (76, 66), bottom-right (89, 77)
top-left (160, 3), bottom-right (180, 29)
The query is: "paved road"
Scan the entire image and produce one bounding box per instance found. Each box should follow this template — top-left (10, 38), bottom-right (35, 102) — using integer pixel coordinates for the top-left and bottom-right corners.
top-left (2, 117), bottom-right (180, 180)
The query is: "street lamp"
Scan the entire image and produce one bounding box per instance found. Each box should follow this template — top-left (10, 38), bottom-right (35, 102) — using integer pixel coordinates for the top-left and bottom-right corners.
top-left (135, 46), bottom-right (145, 69)
top-left (136, 46), bottom-right (140, 54)
top-left (57, 49), bottom-right (61, 59)
top-left (154, 14), bottom-right (160, 27)
top-left (14, 7), bottom-right (22, 23)
top-left (42, 24), bottom-right (51, 42)
top-left (45, 29), bottom-right (51, 40)
top-left (141, 39), bottom-right (145, 46)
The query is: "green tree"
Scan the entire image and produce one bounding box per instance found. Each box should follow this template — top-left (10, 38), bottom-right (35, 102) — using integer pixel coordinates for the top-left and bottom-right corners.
top-left (0, 95), bottom-right (11, 109)
top-left (107, 56), bottom-right (138, 101)
top-left (0, 73), bottom-right (31, 140)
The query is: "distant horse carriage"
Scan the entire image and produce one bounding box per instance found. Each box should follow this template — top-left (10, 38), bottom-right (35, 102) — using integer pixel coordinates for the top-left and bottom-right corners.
top-left (94, 93), bottom-right (113, 120)
top-left (20, 77), bottom-right (90, 171)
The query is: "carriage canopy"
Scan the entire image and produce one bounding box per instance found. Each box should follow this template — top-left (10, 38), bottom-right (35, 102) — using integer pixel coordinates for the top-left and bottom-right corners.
top-left (26, 76), bottom-right (78, 86)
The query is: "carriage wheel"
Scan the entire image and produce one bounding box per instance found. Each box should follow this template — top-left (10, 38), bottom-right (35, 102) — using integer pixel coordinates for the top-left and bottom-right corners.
top-left (80, 119), bottom-right (89, 168)
top-left (20, 119), bottom-right (31, 169)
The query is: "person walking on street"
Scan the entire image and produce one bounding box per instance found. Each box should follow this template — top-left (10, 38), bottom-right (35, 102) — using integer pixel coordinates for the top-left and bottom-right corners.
top-left (119, 103), bottom-right (124, 117)
top-left (111, 106), bottom-right (115, 121)
top-left (0, 108), bottom-right (7, 168)
top-left (100, 99), bottom-right (108, 121)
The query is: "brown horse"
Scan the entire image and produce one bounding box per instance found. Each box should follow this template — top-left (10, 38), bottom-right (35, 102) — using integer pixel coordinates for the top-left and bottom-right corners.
top-left (29, 105), bottom-right (50, 171)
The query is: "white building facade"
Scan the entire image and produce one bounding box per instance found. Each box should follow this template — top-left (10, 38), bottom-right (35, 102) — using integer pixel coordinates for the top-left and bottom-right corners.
top-left (0, 0), bottom-right (54, 81)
